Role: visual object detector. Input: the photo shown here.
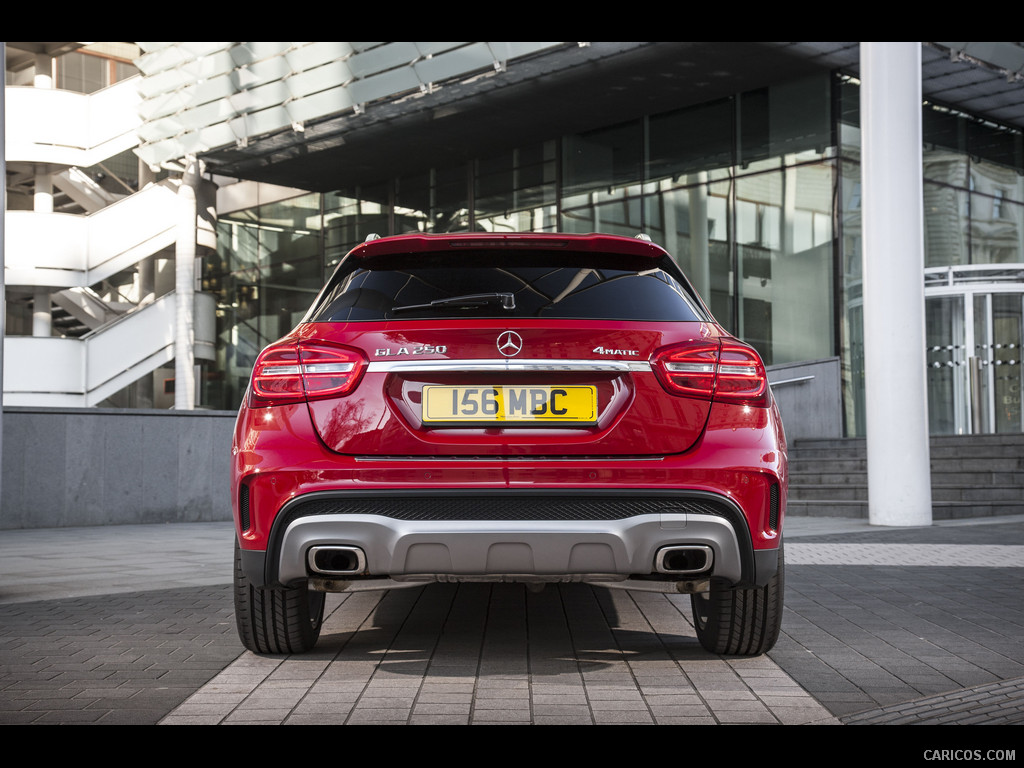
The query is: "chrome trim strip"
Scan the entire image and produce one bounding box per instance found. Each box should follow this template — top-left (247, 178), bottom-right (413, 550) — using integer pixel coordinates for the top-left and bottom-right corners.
top-left (353, 455), bottom-right (665, 462)
top-left (367, 358), bottom-right (652, 373)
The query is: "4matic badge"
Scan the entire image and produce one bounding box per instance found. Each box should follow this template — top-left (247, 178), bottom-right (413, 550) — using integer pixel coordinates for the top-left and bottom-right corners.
top-left (593, 345), bottom-right (639, 356)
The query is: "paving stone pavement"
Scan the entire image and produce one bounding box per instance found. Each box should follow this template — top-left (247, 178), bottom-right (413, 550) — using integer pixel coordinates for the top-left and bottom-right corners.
top-left (780, 520), bottom-right (1024, 727)
top-left (0, 586), bottom-right (239, 724)
top-left (0, 517), bottom-right (1022, 725)
top-left (160, 584), bottom-right (837, 725)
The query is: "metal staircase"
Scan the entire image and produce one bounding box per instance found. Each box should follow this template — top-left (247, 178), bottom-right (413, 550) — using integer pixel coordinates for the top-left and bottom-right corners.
top-left (4, 74), bottom-right (215, 407)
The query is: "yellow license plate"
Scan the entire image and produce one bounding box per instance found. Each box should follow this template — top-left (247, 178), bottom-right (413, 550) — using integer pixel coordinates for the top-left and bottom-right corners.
top-left (422, 385), bottom-right (597, 424)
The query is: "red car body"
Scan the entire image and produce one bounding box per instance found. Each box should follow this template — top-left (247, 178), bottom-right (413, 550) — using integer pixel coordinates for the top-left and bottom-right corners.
top-left (232, 233), bottom-right (787, 655)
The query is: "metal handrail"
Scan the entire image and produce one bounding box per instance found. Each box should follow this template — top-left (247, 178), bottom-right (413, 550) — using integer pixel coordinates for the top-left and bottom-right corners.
top-left (769, 375), bottom-right (815, 387)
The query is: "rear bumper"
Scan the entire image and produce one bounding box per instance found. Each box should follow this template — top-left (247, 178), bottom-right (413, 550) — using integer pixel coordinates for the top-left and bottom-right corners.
top-left (239, 489), bottom-right (780, 590)
top-left (233, 399), bottom-right (787, 591)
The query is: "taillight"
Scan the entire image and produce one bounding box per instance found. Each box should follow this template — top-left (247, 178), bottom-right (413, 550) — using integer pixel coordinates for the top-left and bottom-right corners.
top-left (652, 340), bottom-right (769, 407)
top-left (251, 345), bottom-right (303, 404)
top-left (652, 342), bottom-right (719, 400)
top-left (716, 342), bottom-right (769, 407)
top-left (250, 342), bottom-right (366, 407)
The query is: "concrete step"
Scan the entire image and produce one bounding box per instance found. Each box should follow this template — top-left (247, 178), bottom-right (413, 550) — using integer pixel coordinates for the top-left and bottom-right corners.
top-left (931, 486), bottom-right (1024, 503)
top-left (786, 499), bottom-right (867, 517)
top-left (790, 483), bottom-right (1024, 503)
top-left (787, 457), bottom-right (868, 473)
top-left (790, 437), bottom-right (866, 451)
top-left (926, 471), bottom-right (1024, 485)
top-left (789, 483), bottom-right (867, 501)
top-left (788, 472), bottom-right (872, 485)
top-left (786, 498), bottom-right (1024, 520)
top-left (929, 457), bottom-right (1024, 472)
top-left (790, 469), bottom-right (1024, 486)
top-left (787, 435), bottom-right (1024, 519)
top-left (790, 453), bottom-right (1024, 472)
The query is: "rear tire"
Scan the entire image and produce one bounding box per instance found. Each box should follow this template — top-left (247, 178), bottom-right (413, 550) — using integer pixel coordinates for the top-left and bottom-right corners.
top-left (691, 542), bottom-right (784, 656)
top-left (234, 539), bottom-right (325, 654)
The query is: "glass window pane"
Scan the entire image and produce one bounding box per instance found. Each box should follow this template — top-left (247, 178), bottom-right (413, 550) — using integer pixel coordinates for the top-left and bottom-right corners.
top-left (475, 143), bottom-right (557, 233)
top-left (924, 182), bottom-right (969, 266)
top-left (736, 163), bottom-right (835, 366)
top-left (643, 177), bottom-right (734, 329)
top-left (923, 106), bottom-right (968, 187)
top-left (968, 120), bottom-right (1024, 194)
top-left (739, 74), bottom-right (832, 174)
top-left (838, 76), bottom-right (861, 155)
top-left (562, 121), bottom-right (643, 199)
top-left (395, 167), bottom-right (470, 234)
top-left (57, 51), bottom-right (106, 93)
top-left (325, 184), bottom-right (391, 269)
top-left (647, 99), bottom-right (733, 181)
top-left (394, 172), bottom-right (431, 233)
top-left (210, 194), bottom-right (323, 409)
top-left (560, 184), bottom-right (643, 236)
top-left (971, 194), bottom-right (1024, 264)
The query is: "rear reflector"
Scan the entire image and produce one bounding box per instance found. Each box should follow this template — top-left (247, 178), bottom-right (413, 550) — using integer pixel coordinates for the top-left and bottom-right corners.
top-left (250, 342), bottom-right (366, 406)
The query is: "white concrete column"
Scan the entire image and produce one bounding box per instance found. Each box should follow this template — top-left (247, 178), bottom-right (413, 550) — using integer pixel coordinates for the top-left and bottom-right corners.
top-left (139, 256), bottom-right (156, 305)
top-left (32, 166), bottom-right (54, 340)
top-left (137, 252), bottom-right (156, 409)
top-left (861, 42), bottom-right (933, 527)
top-left (32, 291), bottom-right (52, 337)
top-left (175, 158), bottom-right (199, 410)
top-left (34, 53), bottom-right (53, 89)
top-left (34, 167), bottom-right (53, 213)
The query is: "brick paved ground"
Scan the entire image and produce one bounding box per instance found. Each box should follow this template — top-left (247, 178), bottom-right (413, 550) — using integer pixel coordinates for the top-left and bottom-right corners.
top-left (783, 521), bottom-right (1024, 726)
top-left (161, 583), bottom-right (835, 725)
top-left (0, 586), bottom-right (238, 724)
top-left (1, 518), bottom-right (1022, 726)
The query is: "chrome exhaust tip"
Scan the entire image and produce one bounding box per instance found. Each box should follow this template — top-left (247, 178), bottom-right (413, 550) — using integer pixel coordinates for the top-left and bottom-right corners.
top-left (655, 545), bottom-right (713, 575)
top-left (308, 546), bottom-right (366, 576)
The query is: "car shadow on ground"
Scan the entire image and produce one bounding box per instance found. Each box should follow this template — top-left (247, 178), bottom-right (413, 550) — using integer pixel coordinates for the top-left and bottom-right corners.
top-left (309, 582), bottom-right (720, 673)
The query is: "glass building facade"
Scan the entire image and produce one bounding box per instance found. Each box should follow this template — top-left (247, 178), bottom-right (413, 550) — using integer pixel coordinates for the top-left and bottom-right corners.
top-left (204, 71), bottom-right (1024, 437)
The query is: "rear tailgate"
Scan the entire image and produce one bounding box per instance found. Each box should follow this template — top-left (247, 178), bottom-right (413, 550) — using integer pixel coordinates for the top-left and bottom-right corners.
top-left (300, 320), bottom-right (717, 457)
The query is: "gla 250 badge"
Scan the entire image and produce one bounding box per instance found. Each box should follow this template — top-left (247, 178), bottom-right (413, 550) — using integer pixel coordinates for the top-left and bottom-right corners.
top-left (374, 345), bottom-right (448, 356)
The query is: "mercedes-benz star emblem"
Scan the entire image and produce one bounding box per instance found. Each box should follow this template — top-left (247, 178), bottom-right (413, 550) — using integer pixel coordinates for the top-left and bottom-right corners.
top-left (497, 330), bottom-right (523, 357)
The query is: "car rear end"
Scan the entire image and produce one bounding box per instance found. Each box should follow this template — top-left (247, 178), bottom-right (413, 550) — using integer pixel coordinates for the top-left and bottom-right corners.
top-left (232, 233), bottom-right (786, 655)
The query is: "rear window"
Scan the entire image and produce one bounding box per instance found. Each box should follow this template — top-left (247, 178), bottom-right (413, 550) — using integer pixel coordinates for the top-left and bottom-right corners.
top-left (308, 250), bottom-right (707, 323)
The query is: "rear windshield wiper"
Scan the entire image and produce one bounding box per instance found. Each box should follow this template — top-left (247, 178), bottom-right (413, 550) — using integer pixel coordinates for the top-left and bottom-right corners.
top-left (391, 292), bottom-right (516, 313)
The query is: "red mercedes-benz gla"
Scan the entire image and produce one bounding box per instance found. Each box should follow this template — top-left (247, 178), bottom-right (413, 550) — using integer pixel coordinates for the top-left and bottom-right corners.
top-left (232, 232), bottom-right (786, 656)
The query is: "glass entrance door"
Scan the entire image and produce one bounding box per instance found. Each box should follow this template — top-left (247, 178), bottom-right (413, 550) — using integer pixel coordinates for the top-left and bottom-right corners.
top-left (974, 293), bottom-right (1023, 434)
top-left (926, 296), bottom-right (967, 434)
top-left (926, 291), bottom-right (1023, 434)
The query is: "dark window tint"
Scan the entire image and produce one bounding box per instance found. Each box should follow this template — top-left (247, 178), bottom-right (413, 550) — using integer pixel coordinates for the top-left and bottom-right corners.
top-left (308, 251), bottom-right (707, 323)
